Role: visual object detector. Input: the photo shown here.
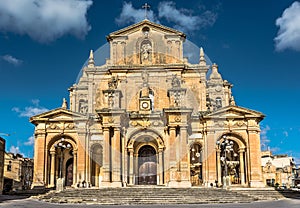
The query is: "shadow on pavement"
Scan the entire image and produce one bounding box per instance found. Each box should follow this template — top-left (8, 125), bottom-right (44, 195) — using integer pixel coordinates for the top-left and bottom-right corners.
top-left (276, 189), bottom-right (300, 200)
top-left (0, 194), bottom-right (31, 203)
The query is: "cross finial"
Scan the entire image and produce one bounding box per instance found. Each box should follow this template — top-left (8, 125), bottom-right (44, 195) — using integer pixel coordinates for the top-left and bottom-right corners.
top-left (142, 3), bottom-right (150, 19)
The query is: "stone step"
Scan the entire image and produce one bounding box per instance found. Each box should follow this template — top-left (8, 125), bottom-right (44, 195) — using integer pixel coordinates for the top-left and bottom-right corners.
top-left (35, 187), bottom-right (260, 205)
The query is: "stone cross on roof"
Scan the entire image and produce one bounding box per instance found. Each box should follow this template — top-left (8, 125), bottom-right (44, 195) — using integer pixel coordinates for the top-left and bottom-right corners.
top-left (142, 3), bottom-right (150, 19)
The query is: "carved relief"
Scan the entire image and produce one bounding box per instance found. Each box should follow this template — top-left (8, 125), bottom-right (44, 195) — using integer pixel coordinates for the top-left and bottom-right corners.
top-left (171, 74), bottom-right (181, 88)
top-left (48, 123), bottom-right (60, 130)
top-left (175, 116), bottom-right (181, 122)
top-left (130, 118), bottom-right (151, 128)
top-left (108, 117), bottom-right (114, 123)
top-left (65, 123), bottom-right (75, 130)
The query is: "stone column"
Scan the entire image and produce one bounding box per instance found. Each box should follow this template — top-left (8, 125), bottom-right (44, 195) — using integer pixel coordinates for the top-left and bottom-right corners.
top-left (158, 149), bottom-right (163, 185)
top-left (102, 128), bottom-right (110, 185)
top-left (239, 149), bottom-right (245, 185)
top-left (179, 126), bottom-right (190, 184)
top-left (73, 151), bottom-right (77, 186)
top-left (32, 133), bottom-right (46, 188)
top-left (248, 130), bottom-right (264, 187)
top-left (49, 150), bottom-right (56, 187)
top-left (112, 127), bottom-right (121, 186)
top-left (216, 149), bottom-right (222, 187)
top-left (248, 129), bottom-right (264, 187)
top-left (169, 127), bottom-right (176, 182)
top-left (134, 153), bottom-right (139, 185)
top-left (206, 131), bottom-right (217, 186)
top-left (129, 149), bottom-right (134, 185)
top-left (95, 163), bottom-right (100, 187)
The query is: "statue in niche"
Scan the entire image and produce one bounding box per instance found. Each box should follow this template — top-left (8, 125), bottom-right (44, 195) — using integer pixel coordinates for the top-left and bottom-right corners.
top-left (171, 74), bottom-right (181, 88)
top-left (79, 100), bottom-right (88, 114)
top-left (140, 40), bottom-right (152, 63)
top-left (108, 93), bottom-right (114, 108)
top-left (108, 76), bottom-right (118, 90)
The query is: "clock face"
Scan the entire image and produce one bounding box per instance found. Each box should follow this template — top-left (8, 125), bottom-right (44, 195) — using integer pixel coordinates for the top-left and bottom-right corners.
top-left (142, 101), bottom-right (149, 109)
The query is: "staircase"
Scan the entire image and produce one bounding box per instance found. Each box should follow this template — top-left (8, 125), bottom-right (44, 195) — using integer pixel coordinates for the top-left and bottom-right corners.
top-left (231, 188), bottom-right (300, 201)
top-left (34, 187), bottom-right (300, 205)
top-left (35, 187), bottom-right (259, 205)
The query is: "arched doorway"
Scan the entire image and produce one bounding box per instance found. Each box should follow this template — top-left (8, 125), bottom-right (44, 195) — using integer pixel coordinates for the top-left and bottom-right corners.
top-left (190, 143), bottom-right (203, 186)
top-left (138, 145), bottom-right (157, 185)
top-left (65, 158), bottom-right (73, 186)
top-left (216, 135), bottom-right (246, 187)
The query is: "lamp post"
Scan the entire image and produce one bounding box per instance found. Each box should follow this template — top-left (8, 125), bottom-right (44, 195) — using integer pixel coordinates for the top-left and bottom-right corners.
top-left (54, 138), bottom-right (71, 191)
top-left (216, 135), bottom-right (234, 188)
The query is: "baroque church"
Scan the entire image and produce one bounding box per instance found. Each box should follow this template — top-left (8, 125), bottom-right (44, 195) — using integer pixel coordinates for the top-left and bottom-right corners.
top-left (30, 19), bottom-right (265, 188)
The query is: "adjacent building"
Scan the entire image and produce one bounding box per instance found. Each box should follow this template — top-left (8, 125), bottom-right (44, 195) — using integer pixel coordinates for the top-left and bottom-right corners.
top-left (0, 137), bottom-right (5, 194)
top-left (30, 20), bottom-right (265, 188)
top-left (3, 153), bottom-right (34, 192)
top-left (261, 150), bottom-right (296, 188)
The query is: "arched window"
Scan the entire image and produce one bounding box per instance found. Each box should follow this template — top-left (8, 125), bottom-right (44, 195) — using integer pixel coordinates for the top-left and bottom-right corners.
top-left (216, 97), bottom-right (222, 109)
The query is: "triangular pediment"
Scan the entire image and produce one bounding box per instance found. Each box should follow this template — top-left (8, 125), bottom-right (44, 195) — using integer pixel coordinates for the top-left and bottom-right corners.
top-left (30, 108), bottom-right (85, 124)
top-left (205, 105), bottom-right (265, 120)
top-left (107, 19), bottom-right (186, 40)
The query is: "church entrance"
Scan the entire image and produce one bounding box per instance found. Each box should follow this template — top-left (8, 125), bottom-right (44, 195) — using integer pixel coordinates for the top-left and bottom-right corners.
top-left (65, 158), bottom-right (73, 186)
top-left (138, 145), bottom-right (157, 185)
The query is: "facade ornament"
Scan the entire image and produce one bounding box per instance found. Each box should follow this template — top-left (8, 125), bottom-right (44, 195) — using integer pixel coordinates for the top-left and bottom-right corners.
top-left (79, 101), bottom-right (88, 114)
top-left (62, 98), bottom-right (68, 109)
top-left (130, 118), bottom-right (151, 128)
top-left (230, 96), bottom-right (236, 106)
top-left (108, 76), bottom-right (118, 90)
top-left (108, 92), bottom-right (114, 108)
top-left (88, 50), bottom-right (95, 68)
top-left (175, 116), bottom-right (181, 122)
top-left (171, 74), bottom-right (181, 88)
top-left (199, 47), bottom-right (206, 66)
top-left (141, 41), bottom-right (152, 63)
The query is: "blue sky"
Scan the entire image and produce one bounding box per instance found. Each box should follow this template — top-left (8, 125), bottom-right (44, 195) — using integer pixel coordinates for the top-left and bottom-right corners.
top-left (0, 0), bottom-right (300, 165)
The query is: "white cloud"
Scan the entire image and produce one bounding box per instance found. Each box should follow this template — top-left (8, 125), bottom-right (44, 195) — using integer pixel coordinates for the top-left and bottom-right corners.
top-left (24, 136), bottom-right (34, 146)
top-left (261, 125), bottom-right (271, 150)
top-left (274, 1), bottom-right (300, 51)
top-left (115, 1), bottom-right (217, 34)
top-left (0, 0), bottom-right (93, 43)
top-left (9, 145), bottom-right (21, 154)
top-left (158, 1), bottom-right (217, 33)
top-left (115, 2), bottom-right (158, 25)
top-left (12, 99), bottom-right (48, 117)
top-left (1, 54), bottom-right (23, 66)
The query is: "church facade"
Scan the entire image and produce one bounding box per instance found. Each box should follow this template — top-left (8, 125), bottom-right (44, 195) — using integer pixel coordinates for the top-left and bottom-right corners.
top-left (30, 20), bottom-right (265, 188)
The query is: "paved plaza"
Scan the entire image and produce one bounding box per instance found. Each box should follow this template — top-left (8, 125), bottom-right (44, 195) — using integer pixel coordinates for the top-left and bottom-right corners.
top-left (0, 197), bottom-right (300, 208)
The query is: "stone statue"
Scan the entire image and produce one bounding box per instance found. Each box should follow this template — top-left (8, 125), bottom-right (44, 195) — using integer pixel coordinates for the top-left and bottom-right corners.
top-left (108, 76), bottom-right (118, 90)
top-left (141, 43), bottom-right (152, 62)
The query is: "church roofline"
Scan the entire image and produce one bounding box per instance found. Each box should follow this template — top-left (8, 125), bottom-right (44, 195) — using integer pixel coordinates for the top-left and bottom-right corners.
top-left (106, 19), bottom-right (186, 41)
